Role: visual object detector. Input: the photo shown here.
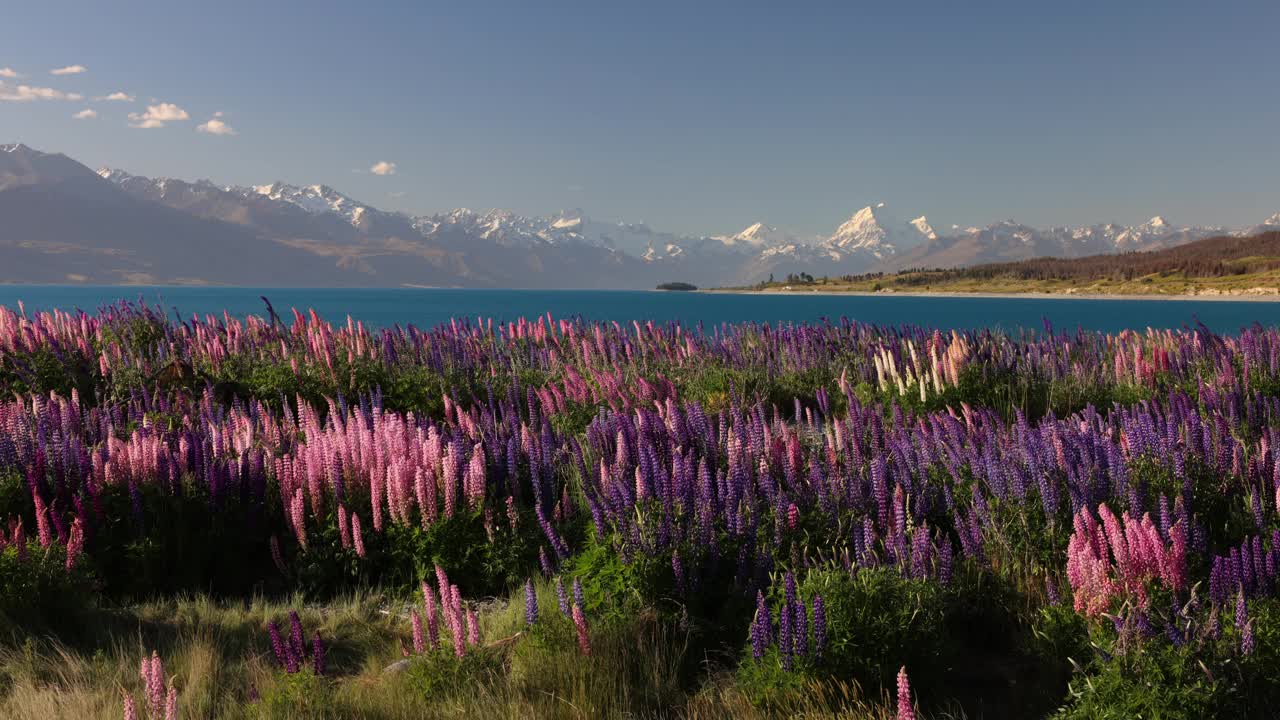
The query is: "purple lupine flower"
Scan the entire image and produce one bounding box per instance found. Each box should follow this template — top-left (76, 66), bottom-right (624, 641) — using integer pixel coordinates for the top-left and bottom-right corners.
top-left (750, 590), bottom-right (771, 661)
top-left (1242, 619), bottom-right (1256, 656)
top-left (793, 591), bottom-right (808, 658)
top-left (555, 576), bottom-right (570, 617)
top-left (778, 599), bottom-right (794, 670)
top-left (573, 578), bottom-right (585, 611)
top-left (672, 550), bottom-right (686, 596)
top-left (812, 594), bottom-right (826, 664)
top-left (525, 578), bottom-right (539, 626)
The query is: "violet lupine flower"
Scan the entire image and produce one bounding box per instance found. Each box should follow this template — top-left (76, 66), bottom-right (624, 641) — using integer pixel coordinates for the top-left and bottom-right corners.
top-left (525, 578), bottom-right (539, 626)
top-left (897, 666), bottom-right (916, 720)
top-left (778, 601), bottom-right (794, 670)
top-left (750, 590), bottom-right (771, 661)
top-left (812, 594), bottom-right (826, 664)
top-left (672, 551), bottom-right (686, 596)
top-left (555, 577), bottom-right (570, 617)
top-left (572, 602), bottom-right (591, 656)
top-left (573, 578), bottom-right (585, 611)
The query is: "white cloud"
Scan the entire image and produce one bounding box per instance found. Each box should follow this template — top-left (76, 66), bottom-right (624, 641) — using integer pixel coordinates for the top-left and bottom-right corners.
top-left (0, 68), bottom-right (20, 78)
top-left (370, 161), bottom-right (397, 176)
top-left (96, 91), bottom-right (134, 102)
top-left (128, 102), bottom-right (189, 129)
top-left (0, 81), bottom-right (83, 101)
top-left (72, 108), bottom-right (97, 119)
top-left (50, 65), bottom-right (87, 75)
top-left (196, 118), bottom-right (236, 136)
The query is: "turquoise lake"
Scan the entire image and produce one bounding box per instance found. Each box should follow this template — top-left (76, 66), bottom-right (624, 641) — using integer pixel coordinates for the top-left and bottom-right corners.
top-left (2, 286), bottom-right (1279, 334)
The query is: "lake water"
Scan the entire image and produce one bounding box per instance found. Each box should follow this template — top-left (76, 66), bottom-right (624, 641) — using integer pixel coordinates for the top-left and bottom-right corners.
top-left (2, 285), bottom-right (1279, 334)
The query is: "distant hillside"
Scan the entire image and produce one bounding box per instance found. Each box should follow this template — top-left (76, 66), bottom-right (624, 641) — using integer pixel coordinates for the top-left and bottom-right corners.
top-left (737, 230), bottom-right (1280, 298)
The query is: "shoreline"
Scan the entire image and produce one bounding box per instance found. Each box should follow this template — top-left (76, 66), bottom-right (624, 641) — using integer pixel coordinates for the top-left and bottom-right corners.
top-left (705, 287), bottom-right (1280, 302)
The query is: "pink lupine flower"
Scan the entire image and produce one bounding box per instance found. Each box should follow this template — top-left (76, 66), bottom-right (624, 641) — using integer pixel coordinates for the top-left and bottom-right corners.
top-left (164, 677), bottom-right (178, 720)
top-left (33, 492), bottom-right (52, 548)
top-left (64, 517), bottom-right (84, 571)
top-left (897, 666), bottom-right (915, 720)
top-left (122, 691), bottom-right (138, 720)
top-left (572, 602), bottom-right (591, 656)
top-left (352, 512), bottom-right (366, 559)
top-left (411, 609), bottom-right (426, 654)
top-left (466, 607), bottom-right (481, 646)
top-left (290, 489), bottom-right (307, 551)
top-left (337, 504), bottom-right (351, 549)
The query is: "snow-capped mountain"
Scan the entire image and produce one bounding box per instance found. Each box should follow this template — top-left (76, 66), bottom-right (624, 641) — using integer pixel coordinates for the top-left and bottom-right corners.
top-left (826, 203), bottom-right (934, 256)
top-left (714, 222), bottom-right (803, 248)
top-left (235, 182), bottom-right (371, 227)
top-left (0, 143), bottom-right (1264, 288)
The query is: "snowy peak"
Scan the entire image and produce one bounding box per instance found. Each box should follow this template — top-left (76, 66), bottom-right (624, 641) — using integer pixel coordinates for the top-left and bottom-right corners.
top-left (716, 221), bottom-right (796, 248)
top-left (827, 203), bottom-right (931, 254)
top-left (237, 182), bottom-right (369, 226)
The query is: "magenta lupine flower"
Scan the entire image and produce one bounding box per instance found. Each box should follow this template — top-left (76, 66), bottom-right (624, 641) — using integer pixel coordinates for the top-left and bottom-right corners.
top-left (897, 666), bottom-right (916, 720)
top-left (312, 632), bottom-right (326, 676)
top-left (572, 602), bottom-right (591, 656)
top-left (525, 578), bottom-right (538, 626)
top-left (267, 621), bottom-right (287, 667)
top-left (288, 611), bottom-right (305, 672)
top-left (411, 609), bottom-right (426, 654)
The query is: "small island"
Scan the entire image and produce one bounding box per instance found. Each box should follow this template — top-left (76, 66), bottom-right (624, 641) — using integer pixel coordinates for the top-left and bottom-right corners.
top-left (656, 282), bottom-right (698, 291)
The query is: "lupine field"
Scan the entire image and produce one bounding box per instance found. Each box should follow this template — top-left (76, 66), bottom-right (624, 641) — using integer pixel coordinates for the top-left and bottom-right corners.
top-left (4, 301), bottom-right (1280, 718)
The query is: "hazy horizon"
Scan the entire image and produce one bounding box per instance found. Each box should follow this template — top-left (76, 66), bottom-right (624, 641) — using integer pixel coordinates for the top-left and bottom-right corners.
top-left (4, 1), bottom-right (1279, 236)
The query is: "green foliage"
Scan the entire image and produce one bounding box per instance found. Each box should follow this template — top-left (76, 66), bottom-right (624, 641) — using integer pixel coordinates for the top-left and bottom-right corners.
top-left (257, 670), bottom-right (337, 718)
top-left (0, 545), bottom-right (95, 628)
top-left (405, 648), bottom-right (504, 701)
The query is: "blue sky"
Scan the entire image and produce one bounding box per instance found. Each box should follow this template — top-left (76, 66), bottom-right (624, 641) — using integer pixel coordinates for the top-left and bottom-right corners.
top-left (3, 0), bottom-right (1278, 236)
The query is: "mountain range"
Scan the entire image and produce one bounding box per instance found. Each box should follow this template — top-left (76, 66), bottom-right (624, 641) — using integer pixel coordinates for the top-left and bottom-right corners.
top-left (2, 143), bottom-right (1277, 288)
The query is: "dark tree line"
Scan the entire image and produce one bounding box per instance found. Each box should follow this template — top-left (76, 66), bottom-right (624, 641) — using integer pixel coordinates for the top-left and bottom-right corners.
top-left (837, 231), bottom-right (1280, 286)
